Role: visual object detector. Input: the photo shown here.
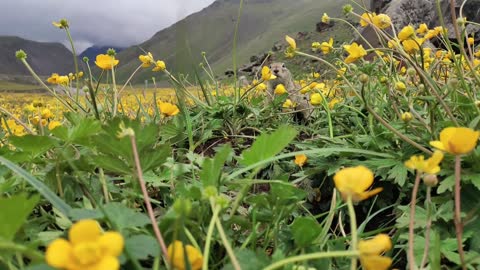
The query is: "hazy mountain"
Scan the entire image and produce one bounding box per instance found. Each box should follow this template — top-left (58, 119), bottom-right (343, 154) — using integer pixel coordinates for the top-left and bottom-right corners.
top-left (115, 0), bottom-right (350, 83)
top-left (0, 36), bottom-right (74, 76)
top-left (79, 46), bottom-right (125, 61)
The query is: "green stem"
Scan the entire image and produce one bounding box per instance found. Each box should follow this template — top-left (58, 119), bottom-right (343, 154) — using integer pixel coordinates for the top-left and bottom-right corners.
top-left (454, 155), bottom-right (466, 270)
top-left (408, 171), bottom-right (421, 270)
top-left (420, 186), bottom-right (433, 268)
top-left (212, 199), bottom-right (241, 270)
top-left (64, 27), bottom-right (80, 101)
top-left (263, 250), bottom-right (359, 270)
top-left (232, 0), bottom-right (245, 104)
top-left (347, 195), bottom-right (358, 270)
top-left (203, 205), bottom-right (221, 270)
top-left (0, 241), bottom-right (43, 261)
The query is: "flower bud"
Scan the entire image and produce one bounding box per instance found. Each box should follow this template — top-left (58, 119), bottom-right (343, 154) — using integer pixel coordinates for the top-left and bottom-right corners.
top-left (359, 74), bottom-right (369, 84)
top-left (203, 186), bottom-right (217, 199)
top-left (475, 100), bottom-right (480, 108)
top-left (423, 174), bottom-right (438, 187)
top-left (15, 50), bottom-right (27, 60)
top-left (83, 56), bottom-right (89, 63)
top-left (343, 4), bottom-right (353, 15)
top-left (107, 48), bottom-right (116, 56)
top-left (407, 68), bottom-right (416, 77)
top-left (447, 78), bottom-right (458, 88)
top-left (173, 198), bottom-right (192, 216)
top-left (401, 112), bottom-right (413, 122)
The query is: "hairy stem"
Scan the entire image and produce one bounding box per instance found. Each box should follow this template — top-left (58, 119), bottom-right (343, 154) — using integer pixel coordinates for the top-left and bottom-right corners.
top-left (408, 172), bottom-right (422, 270)
top-left (454, 155), bottom-right (466, 270)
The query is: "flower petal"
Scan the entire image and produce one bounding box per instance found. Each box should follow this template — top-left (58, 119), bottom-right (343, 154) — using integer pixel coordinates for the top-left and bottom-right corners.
top-left (360, 255), bottom-right (392, 270)
top-left (429, 140), bottom-right (446, 151)
top-left (98, 231), bottom-right (124, 257)
top-left (69, 219), bottom-right (102, 245)
top-left (45, 239), bottom-right (73, 268)
top-left (92, 255), bottom-right (120, 270)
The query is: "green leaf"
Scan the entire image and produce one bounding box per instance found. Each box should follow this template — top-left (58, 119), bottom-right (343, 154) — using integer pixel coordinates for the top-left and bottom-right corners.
top-left (125, 234), bottom-right (160, 260)
top-left (223, 249), bottom-right (269, 270)
top-left (103, 203), bottom-right (150, 231)
top-left (94, 155), bottom-right (131, 174)
top-left (200, 144), bottom-right (232, 187)
top-left (0, 194), bottom-right (39, 241)
top-left (387, 163), bottom-right (408, 186)
top-left (9, 135), bottom-right (58, 155)
top-left (240, 125), bottom-right (297, 167)
top-left (437, 175), bottom-right (455, 194)
top-left (0, 156), bottom-right (72, 217)
top-left (140, 144), bottom-right (172, 172)
top-left (69, 208), bottom-right (104, 221)
top-left (290, 217), bottom-right (321, 247)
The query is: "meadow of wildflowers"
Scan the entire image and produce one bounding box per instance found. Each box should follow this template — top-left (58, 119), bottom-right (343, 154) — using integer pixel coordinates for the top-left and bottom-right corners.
top-left (1, 2), bottom-right (480, 270)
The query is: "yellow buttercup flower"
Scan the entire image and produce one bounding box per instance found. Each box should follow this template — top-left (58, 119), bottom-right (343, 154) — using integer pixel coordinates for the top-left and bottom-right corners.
top-left (404, 151), bottom-right (444, 174)
top-left (343, 42), bottom-right (367, 64)
top-left (285, 35), bottom-right (296, 50)
top-left (430, 127), bottom-right (479, 155)
top-left (261, 66), bottom-right (276, 81)
top-left (310, 93), bottom-right (323, 105)
top-left (395, 81), bottom-right (406, 92)
top-left (45, 219), bottom-right (124, 270)
top-left (158, 101), bottom-right (180, 116)
top-left (168, 240), bottom-right (203, 270)
top-left (328, 97), bottom-right (342, 109)
top-left (47, 73), bottom-right (60, 84)
top-left (320, 38), bottom-right (334, 55)
top-left (282, 99), bottom-right (294, 108)
top-left (333, 166), bottom-right (382, 202)
top-left (256, 83), bottom-right (267, 92)
top-left (402, 39), bottom-right (422, 54)
top-left (41, 108), bottom-right (53, 119)
top-left (294, 154), bottom-right (307, 167)
top-left (468, 37), bottom-right (474, 45)
top-left (95, 54), bottom-right (119, 70)
top-left (398, 25), bottom-right (415, 41)
top-left (401, 112), bottom-right (413, 122)
top-left (416, 23), bottom-right (428, 35)
top-left (360, 12), bottom-right (375, 27)
top-left (139, 52), bottom-right (154, 68)
top-left (152, 60), bottom-right (166, 72)
top-left (358, 234), bottom-right (393, 270)
top-left (274, 84), bottom-right (287, 95)
top-left (57, 76), bottom-right (70, 86)
top-left (372, 14), bottom-right (391, 29)
top-left (321, 13), bottom-right (330, 24)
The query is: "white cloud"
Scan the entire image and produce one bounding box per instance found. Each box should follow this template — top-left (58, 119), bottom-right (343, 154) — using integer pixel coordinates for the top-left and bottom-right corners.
top-left (0, 0), bottom-right (216, 52)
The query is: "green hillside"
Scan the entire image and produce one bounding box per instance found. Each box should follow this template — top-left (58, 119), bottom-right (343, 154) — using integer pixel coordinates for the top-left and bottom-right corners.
top-left (115, 0), bottom-right (351, 83)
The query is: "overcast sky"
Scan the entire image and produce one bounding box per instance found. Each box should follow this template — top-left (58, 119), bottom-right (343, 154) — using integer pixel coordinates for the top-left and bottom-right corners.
top-left (0, 0), bottom-right (216, 53)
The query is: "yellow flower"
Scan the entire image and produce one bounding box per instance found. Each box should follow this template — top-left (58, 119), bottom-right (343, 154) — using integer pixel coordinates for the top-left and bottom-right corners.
top-left (313, 72), bottom-right (320, 78)
top-left (48, 121), bottom-right (62, 130)
top-left (360, 12), bottom-right (375, 27)
top-left (261, 66), bottom-right (276, 81)
top-left (395, 81), bottom-right (406, 92)
top-left (274, 84), bottom-right (287, 95)
top-left (45, 219), bottom-right (124, 270)
top-left (310, 93), bottom-right (323, 106)
top-left (401, 112), bottom-right (413, 122)
top-left (294, 154), bottom-right (307, 167)
top-left (328, 97), bottom-right (342, 109)
top-left (256, 83), bottom-right (267, 91)
top-left (430, 127), bottom-right (479, 155)
top-left (52, 19), bottom-right (69, 29)
top-left (152, 60), bottom-right (166, 72)
top-left (95, 54), bottom-right (119, 70)
top-left (398, 25), bottom-right (415, 41)
top-left (320, 38), bottom-right (334, 55)
top-left (402, 39), bottom-right (421, 54)
top-left (47, 73), bottom-right (60, 84)
top-left (343, 42), bottom-right (367, 64)
top-left (358, 234), bottom-right (393, 270)
top-left (77, 71), bottom-right (84, 78)
top-left (285, 35), bottom-right (296, 50)
top-left (321, 13), bottom-right (330, 24)
top-left (139, 52), bottom-right (154, 68)
top-left (333, 166), bottom-right (382, 202)
top-left (158, 101), bottom-right (180, 116)
top-left (41, 108), bottom-right (53, 119)
top-left (372, 14), bottom-right (391, 29)
top-left (168, 240), bottom-right (203, 270)
top-left (311, 42), bottom-right (321, 52)
top-left (468, 37), bottom-right (474, 45)
top-left (404, 151), bottom-right (444, 174)
top-left (416, 23), bottom-right (428, 35)
top-left (282, 99), bottom-right (294, 108)
top-left (57, 76), bottom-right (70, 86)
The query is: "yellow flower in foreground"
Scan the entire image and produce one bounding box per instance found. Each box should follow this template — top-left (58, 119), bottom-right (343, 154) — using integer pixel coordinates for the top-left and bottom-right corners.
top-left (430, 127), bottom-right (479, 155)
top-left (285, 35), bottom-right (296, 50)
top-left (343, 42), bottom-right (367, 64)
top-left (95, 54), bottom-right (119, 70)
top-left (261, 66), bottom-right (276, 81)
top-left (139, 52), bottom-right (154, 68)
top-left (275, 84), bottom-right (287, 95)
top-left (333, 166), bottom-right (382, 202)
top-left (398, 25), bottom-right (415, 41)
top-left (405, 150), bottom-right (444, 174)
top-left (168, 240), bottom-right (203, 270)
top-left (358, 234), bottom-right (393, 270)
top-left (158, 101), bottom-right (180, 116)
top-left (372, 14), bottom-right (391, 29)
top-left (294, 154), bottom-right (307, 167)
top-left (45, 219), bottom-right (124, 270)
top-left (152, 60), bottom-right (166, 72)
top-left (310, 93), bottom-right (323, 106)
top-left (320, 38), bottom-right (334, 55)
top-left (321, 13), bottom-right (330, 24)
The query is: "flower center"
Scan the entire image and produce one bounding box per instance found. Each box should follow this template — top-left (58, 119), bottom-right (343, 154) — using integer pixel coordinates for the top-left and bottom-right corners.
top-left (72, 242), bottom-right (102, 266)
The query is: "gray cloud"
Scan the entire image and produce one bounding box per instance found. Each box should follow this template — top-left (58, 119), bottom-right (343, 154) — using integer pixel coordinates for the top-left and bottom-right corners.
top-left (0, 0), bottom-right (216, 53)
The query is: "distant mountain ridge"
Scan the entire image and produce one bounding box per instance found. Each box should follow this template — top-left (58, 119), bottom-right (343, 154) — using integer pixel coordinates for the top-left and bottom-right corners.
top-left (79, 46), bottom-right (125, 61)
top-left (115, 0), bottom-right (350, 83)
top-left (0, 36), bottom-right (74, 76)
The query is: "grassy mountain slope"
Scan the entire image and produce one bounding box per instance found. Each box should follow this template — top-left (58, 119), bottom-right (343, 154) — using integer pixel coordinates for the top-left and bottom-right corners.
top-left (115, 0), bottom-right (350, 83)
top-left (0, 36), bottom-right (74, 76)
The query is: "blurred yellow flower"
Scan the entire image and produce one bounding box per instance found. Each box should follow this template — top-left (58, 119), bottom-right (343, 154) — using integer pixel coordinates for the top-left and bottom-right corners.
top-left (256, 83), bottom-right (267, 91)
top-left (168, 240), bottom-right (203, 270)
top-left (395, 81), bottom-right (406, 92)
top-left (48, 121), bottom-right (62, 131)
top-left (294, 154), bottom-right (307, 167)
top-left (320, 38), bottom-right (334, 55)
top-left (261, 66), bottom-right (276, 81)
top-left (274, 84), bottom-right (287, 95)
top-left (153, 60), bottom-right (166, 72)
top-left (310, 93), bottom-right (323, 105)
top-left (402, 39), bottom-right (421, 54)
top-left (285, 35), bottom-right (296, 50)
top-left (158, 101), bottom-right (180, 116)
top-left (360, 12), bottom-right (375, 27)
top-left (333, 166), bottom-right (382, 202)
top-left (358, 234), bottom-right (393, 270)
top-left (282, 99), bottom-right (294, 108)
top-left (95, 54), bottom-right (119, 70)
top-left (401, 112), bottom-right (413, 122)
top-left (416, 23), bottom-right (428, 35)
top-left (41, 108), bottom-right (53, 119)
top-left (343, 42), bottom-right (367, 64)
top-left (57, 76), bottom-right (69, 86)
top-left (45, 219), bottom-right (124, 270)
top-left (372, 14), bottom-right (391, 29)
top-left (405, 151), bottom-right (444, 174)
top-left (139, 52), bottom-right (154, 68)
top-left (328, 97), bottom-right (342, 109)
top-left (468, 37), bottom-right (474, 45)
top-left (47, 73), bottom-right (60, 84)
top-left (398, 25), bottom-right (415, 41)
top-left (430, 127), bottom-right (479, 155)
top-left (321, 13), bottom-right (330, 24)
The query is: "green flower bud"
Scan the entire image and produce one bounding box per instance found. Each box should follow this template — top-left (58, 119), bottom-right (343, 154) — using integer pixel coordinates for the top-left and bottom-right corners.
top-left (203, 186), bottom-right (217, 199)
top-left (83, 56), bottom-right (89, 63)
top-left (343, 4), bottom-right (353, 15)
top-left (15, 50), bottom-right (27, 60)
top-left (407, 67), bottom-right (416, 77)
top-left (359, 74), bottom-right (369, 84)
top-left (173, 198), bottom-right (192, 216)
top-left (215, 195), bottom-right (230, 209)
top-left (107, 48), bottom-right (116, 56)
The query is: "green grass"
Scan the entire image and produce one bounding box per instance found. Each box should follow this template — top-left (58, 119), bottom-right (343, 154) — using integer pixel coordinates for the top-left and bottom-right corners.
top-left (0, 80), bottom-right (41, 92)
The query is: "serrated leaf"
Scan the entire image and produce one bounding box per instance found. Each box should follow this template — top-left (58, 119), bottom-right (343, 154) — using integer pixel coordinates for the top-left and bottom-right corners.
top-left (240, 125), bottom-right (297, 167)
top-left (103, 203), bottom-right (150, 231)
top-left (290, 217), bottom-right (321, 247)
top-left (437, 175), bottom-right (455, 194)
top-left (9, 135), bottom-right (58, 155)
top-left (125, 234), bottom-right (160, 260)
top-left (387, 163), bottom-right (408, 186)
top-left (200, 144), bottom-right (232, 187)
top-left (94, 155), bottom-right (131, 174)
top-left (0, 194), bottom-right (39, 241)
